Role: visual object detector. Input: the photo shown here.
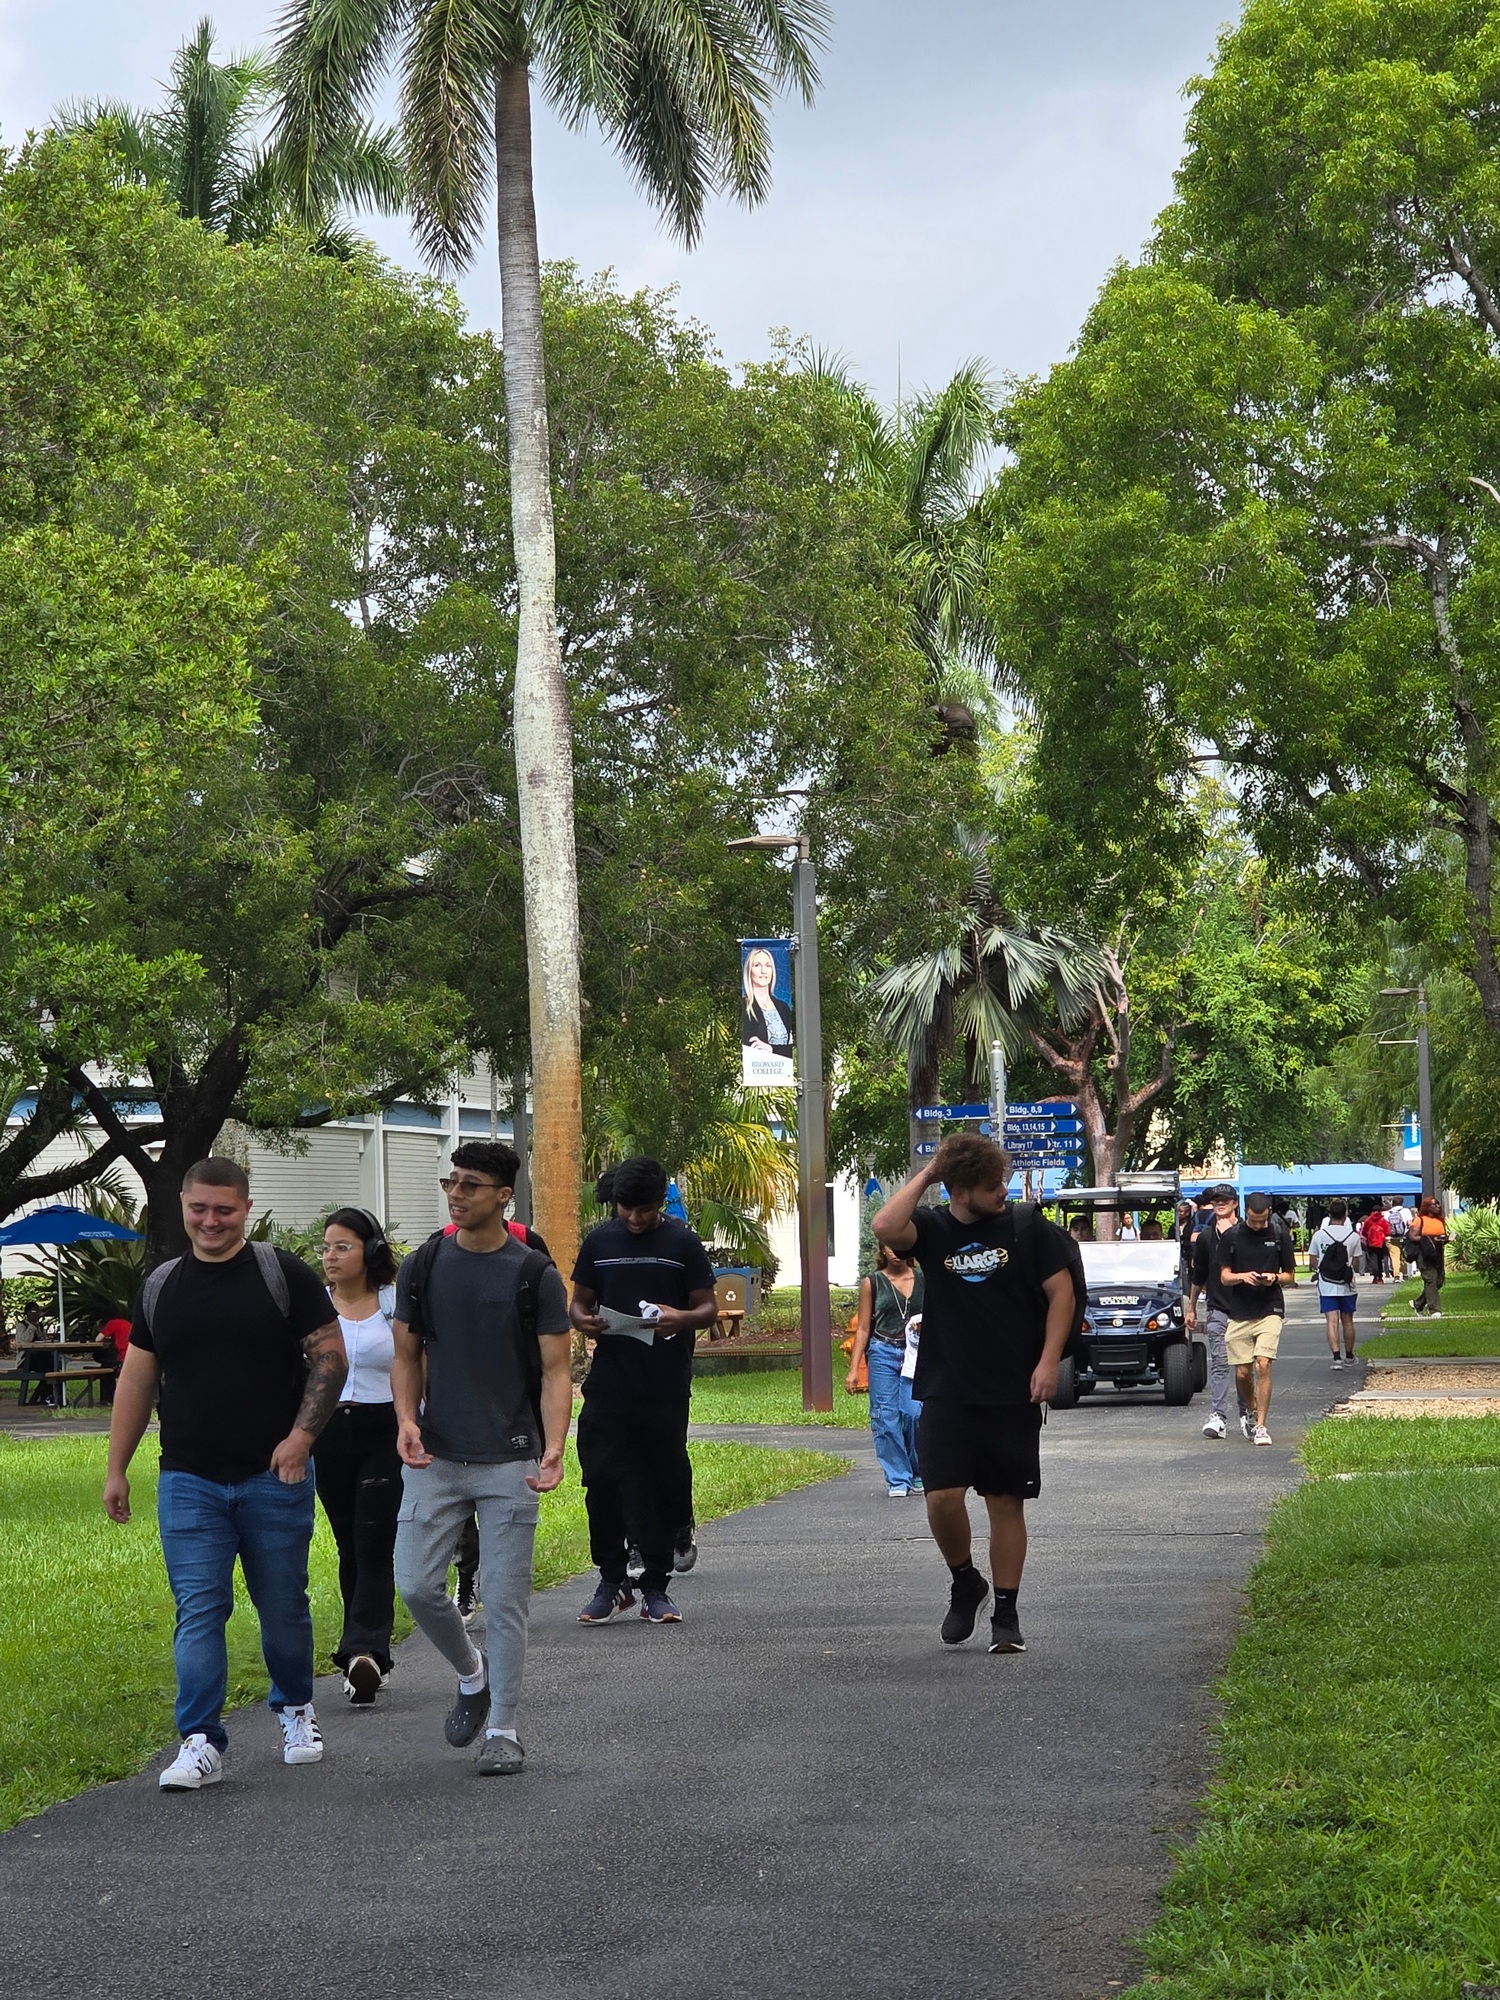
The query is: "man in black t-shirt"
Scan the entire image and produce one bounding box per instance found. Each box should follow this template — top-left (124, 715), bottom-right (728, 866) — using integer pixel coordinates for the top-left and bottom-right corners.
top-left (570, 1156), bottom-right (718, 1625)
top-left (391, 1140), bottom-right (573, 1778)
top-left (103, 1157), bottom-right (346, 1793)
top-left (1217, 1192), bottom-right (1296, 1447)
top-left (874, 1134), bottom-right (1074, 1656)
top-left (1186, 1184), bottom-right (1254, 1441)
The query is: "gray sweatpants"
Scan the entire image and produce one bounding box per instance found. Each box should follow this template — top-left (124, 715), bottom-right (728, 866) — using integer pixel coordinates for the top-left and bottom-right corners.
top-left (1202, 1308), bottom-right (1250, 1421)
top-left (394, 1456), bottom-right (539, 1733)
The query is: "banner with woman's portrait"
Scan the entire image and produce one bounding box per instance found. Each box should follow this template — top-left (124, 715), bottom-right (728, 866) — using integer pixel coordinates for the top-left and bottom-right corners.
top-left (739, 937), bottom-right (795, 1087)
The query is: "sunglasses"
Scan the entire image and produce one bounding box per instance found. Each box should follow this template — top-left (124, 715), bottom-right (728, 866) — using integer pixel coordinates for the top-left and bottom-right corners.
top-left (438, 1176), bottom-right (502, 1195)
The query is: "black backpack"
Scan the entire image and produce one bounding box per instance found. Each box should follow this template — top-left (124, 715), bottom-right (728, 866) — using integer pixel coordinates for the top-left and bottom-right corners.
top-left (402, 1230), bottom-right (555, 1435)
top-left (1317, 1229), bottom-right (1355, 1286)
top-left (1009, 1203), bottom-right (1087, 1362)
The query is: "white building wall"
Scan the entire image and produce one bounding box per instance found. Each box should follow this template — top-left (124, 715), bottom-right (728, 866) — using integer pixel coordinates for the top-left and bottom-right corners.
top-left (766, 1173), bottom-right (864, 1289)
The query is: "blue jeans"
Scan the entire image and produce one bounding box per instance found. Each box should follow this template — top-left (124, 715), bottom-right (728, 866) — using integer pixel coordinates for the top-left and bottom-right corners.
top-left (157, 1468), bottom-right (317, 1752)
top-left (867, 1340), bottom-right (921, 1491)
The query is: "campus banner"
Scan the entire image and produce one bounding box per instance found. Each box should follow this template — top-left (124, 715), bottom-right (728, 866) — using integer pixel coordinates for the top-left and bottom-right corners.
top-left (739, 937), bottom-right (796, 1088)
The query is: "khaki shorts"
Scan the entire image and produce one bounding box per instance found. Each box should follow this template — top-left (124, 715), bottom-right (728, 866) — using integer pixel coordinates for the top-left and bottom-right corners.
top-left (1225, 1315), bottom-right (1282, 1365)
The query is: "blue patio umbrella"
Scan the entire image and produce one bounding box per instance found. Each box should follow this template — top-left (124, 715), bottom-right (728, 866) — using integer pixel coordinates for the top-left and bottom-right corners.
top-left (0, 1205), bottom-right (141, 1336)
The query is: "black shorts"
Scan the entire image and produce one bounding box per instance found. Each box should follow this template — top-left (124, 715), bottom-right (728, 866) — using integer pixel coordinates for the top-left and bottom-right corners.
top-left (916, 1399), bottom-right (1042, 1499)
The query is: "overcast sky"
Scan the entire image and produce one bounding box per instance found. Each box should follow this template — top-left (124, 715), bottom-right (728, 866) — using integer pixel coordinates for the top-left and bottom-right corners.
top-left (0, 0), bottom-right (1237, 399)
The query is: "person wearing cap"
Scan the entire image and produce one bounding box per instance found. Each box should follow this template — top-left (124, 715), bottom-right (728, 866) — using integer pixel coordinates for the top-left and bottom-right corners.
top-left (1186, 1185), bottom-right (1254, 1440)
top-left (1219, 1191), bottom-right (1297, 1446)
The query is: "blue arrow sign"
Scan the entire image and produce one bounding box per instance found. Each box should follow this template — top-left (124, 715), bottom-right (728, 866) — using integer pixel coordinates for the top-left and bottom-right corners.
top-left (1005, 1100), bottom-right (1078, 1118)
top-left (913, 1103), bottom-right (990, 1123)
top-left (914, 1141), bottom-right (939, 1156)
top-left (1004, 1117), bottom-right (1085, 1137)
top-left (1007, 1146), bottom-right (1084, 1162)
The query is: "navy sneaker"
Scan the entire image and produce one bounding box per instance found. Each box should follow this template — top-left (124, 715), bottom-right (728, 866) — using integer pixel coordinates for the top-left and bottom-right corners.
top-left (640, 1588), bottom-right (683, 1623)
top-left (578, 1579), bottom-right (631, 1623)
top-left (940, 1567), bottom-right (990, 1646)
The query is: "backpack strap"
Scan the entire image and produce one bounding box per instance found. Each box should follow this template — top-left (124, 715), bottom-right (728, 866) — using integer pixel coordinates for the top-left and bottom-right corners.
top-left (402, 1230), bottom-right (448, 1339)
top-left (514, 1246), bottom-right (553, 1438)
top-left (141, 1256), bottom-right (182, 1334)
top-left (251, 1240), bottom-right (291, 1319)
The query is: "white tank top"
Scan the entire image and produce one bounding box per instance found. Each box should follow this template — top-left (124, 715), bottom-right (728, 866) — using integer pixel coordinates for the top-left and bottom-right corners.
top-left (333, 1284), bottom-right (397, 1404)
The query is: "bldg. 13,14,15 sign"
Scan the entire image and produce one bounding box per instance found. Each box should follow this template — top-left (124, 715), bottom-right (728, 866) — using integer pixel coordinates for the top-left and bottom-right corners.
top-left (739, 937), bottom-right (795, 1088)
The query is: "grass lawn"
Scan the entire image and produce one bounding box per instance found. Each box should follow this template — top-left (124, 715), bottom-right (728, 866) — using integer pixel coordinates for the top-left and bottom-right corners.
top-left (0, 1432), bottom-right (843, 1832)
top-left (687, 1366), bottom-right (870, 1428)
top-left (1358, 1268), bottom-right (1500, 1359)
top-left (1121, 1414), bottom-right (1500, 1998)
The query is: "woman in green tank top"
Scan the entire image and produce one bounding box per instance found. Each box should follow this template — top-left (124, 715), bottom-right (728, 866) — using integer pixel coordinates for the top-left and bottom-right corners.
top-left (846, 1246), bottom-right (924, 1495)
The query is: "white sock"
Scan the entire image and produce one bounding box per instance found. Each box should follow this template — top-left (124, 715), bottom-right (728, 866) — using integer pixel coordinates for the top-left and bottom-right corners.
top-left (485, 1727), bottom-right (519, 1742)
top-left (458, 1653), bottom-right (486, 1695)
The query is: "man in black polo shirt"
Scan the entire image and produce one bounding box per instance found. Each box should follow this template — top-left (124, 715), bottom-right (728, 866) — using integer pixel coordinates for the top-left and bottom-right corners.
top-left (103, 1157), bottom-right (346, 1792)
top-left (874, 1134), bottom-right (1073, 1655)
top-left (570, 1156), bottom-right (718, 1625)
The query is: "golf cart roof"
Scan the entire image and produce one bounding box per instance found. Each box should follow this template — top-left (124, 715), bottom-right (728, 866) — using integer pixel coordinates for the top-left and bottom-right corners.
top-left (1054, 1171), bottom-right (1181, 1212)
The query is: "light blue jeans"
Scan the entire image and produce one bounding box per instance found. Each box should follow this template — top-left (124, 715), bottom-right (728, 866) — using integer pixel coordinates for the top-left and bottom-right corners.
top-left (157, 1468), bottom-right (317, 1752)
top-left (867, 1340), bottom-right (921, 1491)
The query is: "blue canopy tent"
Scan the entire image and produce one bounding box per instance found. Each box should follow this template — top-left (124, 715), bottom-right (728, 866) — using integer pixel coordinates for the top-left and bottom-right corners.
top-left (1180, 1164), bottom-right (1421, 1201)
top-left (0, 1205), bottom-right (142, 1337)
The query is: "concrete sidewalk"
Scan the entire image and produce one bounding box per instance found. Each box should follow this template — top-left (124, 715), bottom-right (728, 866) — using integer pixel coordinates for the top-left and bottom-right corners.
top-left (0, 1295), bottom-right (1345, 2000)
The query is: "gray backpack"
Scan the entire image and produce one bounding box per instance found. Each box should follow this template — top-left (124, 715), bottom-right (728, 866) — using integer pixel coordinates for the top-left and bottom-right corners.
top-left (140, 1239), bottom-right (291, 1331)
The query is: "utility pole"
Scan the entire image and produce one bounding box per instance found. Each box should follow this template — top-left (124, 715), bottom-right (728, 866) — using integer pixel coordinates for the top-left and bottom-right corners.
top-left (511, 1070), bottom-right (532, 1224)
top-left (1380, 986), bottom-right (1439, 1203)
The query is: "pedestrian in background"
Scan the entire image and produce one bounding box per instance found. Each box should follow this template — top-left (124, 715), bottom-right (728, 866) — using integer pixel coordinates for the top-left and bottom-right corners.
top-left (1359, 1205), bottom-right (1391, 1285)
top-left (1386, 1197), bottom-right (1413, 1277)
top-left (1307, 1200), bottom-right (1359, 1369)
top-left (846, 1245), bottom-right (924, 1496)
top-left (1408, 1197), bottom-right (1448, 1317)
top-left (313, 1208), bottom-right (402, 1706)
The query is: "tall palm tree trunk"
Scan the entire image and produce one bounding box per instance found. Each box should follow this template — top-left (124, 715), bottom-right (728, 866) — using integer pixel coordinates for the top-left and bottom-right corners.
top-left (494, 59), bottom-right (582, 1285)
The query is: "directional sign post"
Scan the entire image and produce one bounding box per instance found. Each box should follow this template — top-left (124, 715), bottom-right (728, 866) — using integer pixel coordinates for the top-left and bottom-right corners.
top-left (913, 1103), bottom-right (991, 1123)
top-left (914, 1141), bottom-right (939, 1157)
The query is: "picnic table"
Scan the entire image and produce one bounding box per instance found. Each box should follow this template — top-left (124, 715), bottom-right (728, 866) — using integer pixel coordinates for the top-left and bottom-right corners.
top-left (18, 1340), bottom-right (115, 1409)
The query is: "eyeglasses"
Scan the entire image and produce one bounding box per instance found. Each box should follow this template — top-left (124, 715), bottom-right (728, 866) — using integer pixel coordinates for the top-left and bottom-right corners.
top-left (438, 1176), bottom-right (502, 1195)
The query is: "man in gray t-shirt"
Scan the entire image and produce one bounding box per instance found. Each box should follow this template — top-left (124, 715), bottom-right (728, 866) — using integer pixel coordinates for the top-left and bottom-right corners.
top-left (391, 1143), bottom-right (572, 1778)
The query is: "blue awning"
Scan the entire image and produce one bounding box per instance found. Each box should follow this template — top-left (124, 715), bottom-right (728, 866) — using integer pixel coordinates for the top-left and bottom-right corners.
top-left (1180, 1163), bottom-right (1421, 1199)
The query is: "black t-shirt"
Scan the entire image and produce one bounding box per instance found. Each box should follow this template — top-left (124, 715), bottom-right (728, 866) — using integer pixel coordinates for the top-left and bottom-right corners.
top-left (130, 1246), bottom-right (335, 1483)
top-left (1192, 1224), bottom-right (1236, 1318)
top-left (395, 1233), bottom-right (571, 1464)
top-left (1218, 1218), bottom-right (1294, 1320)
top-left (907, 1203), bottom-right (1071, 1407)
top-left (574, 1217), bottom-right (716, 1404)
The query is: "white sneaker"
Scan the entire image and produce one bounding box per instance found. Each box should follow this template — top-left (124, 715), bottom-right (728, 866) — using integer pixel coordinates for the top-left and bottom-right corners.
top-left (887, 1485), bottom-right (909, 1497)
top-left (159, 1734), bottom-right (223, 1791)
top-left (1430, 1312), bottom-right (1442, 1321)
top-left (1332, 1357), bottom-right (1344, 1370)
top-left (1239, 1412), bottom-right (1254, 1441)
top-left (279, 1703), bottom-right (324, 1765)
top-left (1202, 1413), bottom-right (1226, 1438)
top-left (1253, 1425), bottom-right (1272, 1447)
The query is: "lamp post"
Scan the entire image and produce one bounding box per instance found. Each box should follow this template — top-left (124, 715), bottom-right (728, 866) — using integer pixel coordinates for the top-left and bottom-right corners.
top-left (1379, 986), bottom-right (1438, 1202)
top-left (728, 833), bottom-right (833, 1412)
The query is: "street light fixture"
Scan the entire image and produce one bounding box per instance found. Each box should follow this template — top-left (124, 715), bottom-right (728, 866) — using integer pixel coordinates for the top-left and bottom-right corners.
top-left (1378, 986), bottom-right (1438, 1202)
top-left (727, 833), bottom-right (833, 1412)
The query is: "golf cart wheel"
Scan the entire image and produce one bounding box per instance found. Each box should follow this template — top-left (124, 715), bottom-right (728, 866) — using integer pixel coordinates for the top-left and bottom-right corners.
top-left (1191, 1341), bottom-right (1209, 1393)
top-left (1161, 1340), bottom-right (1194, 1406)
top-left (1051, 1356), bottom-right (1080, 1409)
top-left (1077, 1379), bottom-right (1097, 1395)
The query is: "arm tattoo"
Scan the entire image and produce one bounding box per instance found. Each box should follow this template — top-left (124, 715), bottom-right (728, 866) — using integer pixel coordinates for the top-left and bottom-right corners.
top-left (294, 1323), bottom-right (348, 1438)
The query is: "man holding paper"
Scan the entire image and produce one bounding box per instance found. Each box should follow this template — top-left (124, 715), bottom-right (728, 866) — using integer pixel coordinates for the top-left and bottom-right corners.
top-left (570, 1157), bottom-right (718, 1625)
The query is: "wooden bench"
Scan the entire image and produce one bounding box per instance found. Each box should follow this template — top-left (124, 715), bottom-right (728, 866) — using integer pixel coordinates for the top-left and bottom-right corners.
top-left (44, 1367), bottom-right (115, 1409)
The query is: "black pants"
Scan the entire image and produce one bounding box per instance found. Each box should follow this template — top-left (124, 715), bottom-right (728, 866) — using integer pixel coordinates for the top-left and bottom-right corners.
top-left (18, 1356), bottom-right (52, 1405)
top-left (577, 1394), bottom-right (690, 1595)
top-left (312, 1402), bottom-right (403, 1670)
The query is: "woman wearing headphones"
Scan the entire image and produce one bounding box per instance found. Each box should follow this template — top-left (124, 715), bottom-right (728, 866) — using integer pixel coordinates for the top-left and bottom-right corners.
top-left (314, 1208), bottom-right (402, 1704)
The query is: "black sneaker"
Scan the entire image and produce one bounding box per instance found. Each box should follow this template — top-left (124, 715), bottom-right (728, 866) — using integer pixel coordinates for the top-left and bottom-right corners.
top-left (454, 1575), bottom-right (480, 1622)
top-left (577, 1579), bottom-right (629, 1623)
top-left (444, 1678), bottom-right (489, 1747)
top-left (343, 1654), bottom-right (381, 1705)
top-left (640, 1588), bottom-right (683, 1623)
top-left (988, 1610), bottom-right (1027, 1654)
top-left (940, 1568), bottom-right (990, 1646)
top-left (673, 1530), bottom-right (698, 1574)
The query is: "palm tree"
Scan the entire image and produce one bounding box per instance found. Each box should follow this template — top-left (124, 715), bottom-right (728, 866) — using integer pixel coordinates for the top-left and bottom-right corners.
top-left (809, 356), bottom-right (1004, 741)
top-left (58, 17), bottom-right (405, 254)
top-left (870, 831), bottom-right (1103, 1111)
top-left (271, 0), bottom-right (829, 1285)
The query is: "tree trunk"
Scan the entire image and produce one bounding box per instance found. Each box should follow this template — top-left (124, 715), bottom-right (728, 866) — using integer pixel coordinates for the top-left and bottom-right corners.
top-left (494, 61), bottom-right (583, 1288)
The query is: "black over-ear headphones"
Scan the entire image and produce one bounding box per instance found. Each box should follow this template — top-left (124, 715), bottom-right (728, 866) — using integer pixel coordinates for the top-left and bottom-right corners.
top-left (350, 1208), bottom-right (388, 1275)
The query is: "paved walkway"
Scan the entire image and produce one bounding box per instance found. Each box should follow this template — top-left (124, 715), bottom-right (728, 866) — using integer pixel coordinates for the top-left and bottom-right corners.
top-left (0, 1294), bottom-right (1347, 2000)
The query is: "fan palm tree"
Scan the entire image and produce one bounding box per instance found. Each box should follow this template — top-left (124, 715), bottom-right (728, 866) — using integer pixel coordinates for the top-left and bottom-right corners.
top-left (869, 830), bottom-right (1103, 1109)
top-left (58, 16), bottom-right (406, 254)
top-left (808, 356), bottom-right (1004, 737)
top-left (271, 0), bottom-right (829, 1283)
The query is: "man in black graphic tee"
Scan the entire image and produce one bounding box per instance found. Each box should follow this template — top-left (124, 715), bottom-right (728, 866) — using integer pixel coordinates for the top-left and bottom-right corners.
top-left (570, 1156), bottom-right (717, 1626)
top-left (875, 1135), bottom-right (1073, 1656)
